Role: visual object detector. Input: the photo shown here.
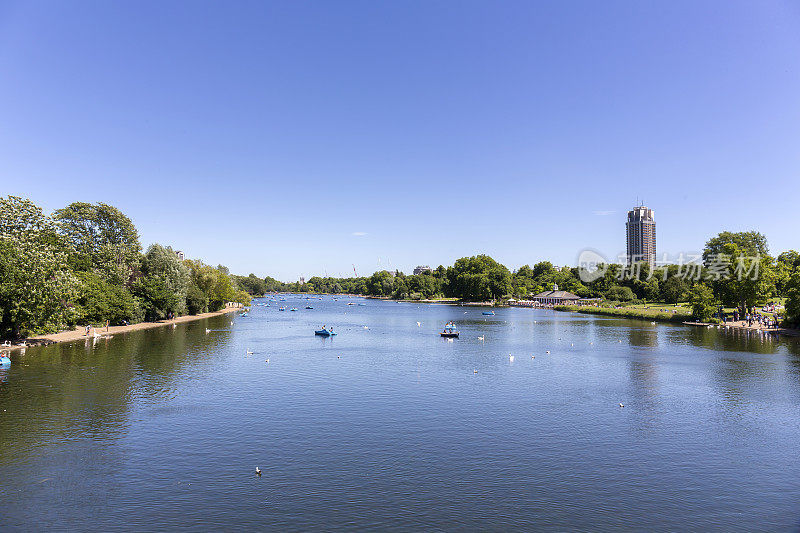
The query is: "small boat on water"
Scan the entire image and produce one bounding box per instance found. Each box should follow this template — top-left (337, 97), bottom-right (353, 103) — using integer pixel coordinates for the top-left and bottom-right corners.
top-left (290, 307), bottom-right (298, 312)
top-left (305, 306), bottom-right (314, 309)
top-left (347, 302), bottom-right (356, 306)
top-left (482, 310), bottom-right (495, 316)
top-left (279, 307), bottom-right (286, 311)
top-left (241, 312), bottom-right (249, 317)
top-left (440, 322), bottom-right (459, 338)
top-left (0, 355), bottom-right (10, 366)
top-left (315, 328), bottom-right (337, 336)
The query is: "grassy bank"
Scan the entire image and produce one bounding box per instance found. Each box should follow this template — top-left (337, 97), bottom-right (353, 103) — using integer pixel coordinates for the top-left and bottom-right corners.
top-left (554, 304), bottom-right (693, 323)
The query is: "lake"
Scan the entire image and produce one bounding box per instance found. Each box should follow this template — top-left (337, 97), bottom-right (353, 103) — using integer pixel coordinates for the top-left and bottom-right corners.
top-left (2, 296), bottom-right (800, 531)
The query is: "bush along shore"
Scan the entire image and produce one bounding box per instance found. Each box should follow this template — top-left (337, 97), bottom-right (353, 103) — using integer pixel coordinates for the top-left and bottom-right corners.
top-left (554, 304), bottom-right (693, 323)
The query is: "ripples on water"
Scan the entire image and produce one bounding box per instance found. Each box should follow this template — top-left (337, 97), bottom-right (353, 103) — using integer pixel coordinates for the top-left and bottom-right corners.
top-left (1, 296), bottom-right (800, 531)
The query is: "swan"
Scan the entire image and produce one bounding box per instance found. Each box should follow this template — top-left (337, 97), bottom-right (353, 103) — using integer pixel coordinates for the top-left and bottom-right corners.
top-left (172, 323), bottom-right (177, 329)
top-left (650, 321), bottom-right (656, 325)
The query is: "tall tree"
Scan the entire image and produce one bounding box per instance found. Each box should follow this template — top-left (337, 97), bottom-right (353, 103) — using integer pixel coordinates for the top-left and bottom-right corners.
top-left (0, 197), bottom-right (78, 337)
top-left (53, 202), bottom-right (141, 286)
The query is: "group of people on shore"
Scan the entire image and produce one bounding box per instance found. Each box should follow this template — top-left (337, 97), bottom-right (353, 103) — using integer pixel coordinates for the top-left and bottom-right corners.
top-left (718, 306), bottom-right (781, 330)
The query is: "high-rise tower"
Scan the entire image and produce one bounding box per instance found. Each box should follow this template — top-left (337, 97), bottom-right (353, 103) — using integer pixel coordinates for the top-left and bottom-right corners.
top-left (626, 205), bottom-right (656, 265)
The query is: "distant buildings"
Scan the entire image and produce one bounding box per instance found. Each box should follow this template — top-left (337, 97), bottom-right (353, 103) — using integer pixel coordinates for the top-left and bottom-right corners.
top-left (626, 205), bottom-right (656, 265)
top-left (174, 250), bottom-right (185, 261)
top-left (299, 276), bottom-right (305, 284)
top-left (413, 265), bottom-right (432, 275)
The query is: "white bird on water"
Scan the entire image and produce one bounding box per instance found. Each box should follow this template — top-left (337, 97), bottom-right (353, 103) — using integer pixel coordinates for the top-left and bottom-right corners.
top-left (205, 328), bottom-right (211, 334)
top-left (650, 322), bottom-right (656, 325)
top-left (246, 349), bottom-right (254, 355)
top-left (416, 322), bottom-right (421, 327)
top-left (509, 355), bottom-right (515, 362)
top-left (172, 323), bottom-right (177, 329)
top-left (619, 403), bottom-right (625, 408)
top-left (255, 467), bottom-right (262, 476)
top-left (478, 336), bottom-right (484, 341)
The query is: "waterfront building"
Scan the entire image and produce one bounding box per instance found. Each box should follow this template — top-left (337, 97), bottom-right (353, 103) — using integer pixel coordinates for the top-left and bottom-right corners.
top-left (413, 265), bottom-right (432, 275)
top-left (626, 205), bottom-right (656, 265)
top-left (530, 284), bottom-right (581, 305)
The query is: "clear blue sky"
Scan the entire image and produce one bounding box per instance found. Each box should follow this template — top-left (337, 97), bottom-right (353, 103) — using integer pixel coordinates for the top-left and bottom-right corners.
top-left (1, 1), bottom-right (798, 281)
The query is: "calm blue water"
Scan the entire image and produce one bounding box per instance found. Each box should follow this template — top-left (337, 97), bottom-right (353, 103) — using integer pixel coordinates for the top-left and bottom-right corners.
top-left (2, 296), bottom-right (800, 531)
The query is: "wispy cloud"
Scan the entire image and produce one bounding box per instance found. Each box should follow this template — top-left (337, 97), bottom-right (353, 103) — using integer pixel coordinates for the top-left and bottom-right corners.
top-left (351, 232), bottom-right (368, 237)
top-left (592, 210), bottom-right (616, 216)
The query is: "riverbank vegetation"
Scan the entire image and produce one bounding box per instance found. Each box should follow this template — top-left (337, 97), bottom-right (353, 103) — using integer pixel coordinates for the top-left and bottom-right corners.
top-left (260, 231), bottom-right (800, 326)
top-left (0, 196), bottom-right (251, 339)
top-left (3, 194), bottom-right (799, 335)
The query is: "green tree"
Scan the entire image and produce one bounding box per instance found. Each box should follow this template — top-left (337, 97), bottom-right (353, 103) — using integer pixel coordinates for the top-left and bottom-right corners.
top-left (137, 244), bottom-right (190, 317)
top-left (703, 231), bottom-right (774, 314)
top-left (53, 202), bottom-right (141, 285)
top-left (689, 283), bottom-right (717, 322)
top-left (74, 271), bottom-right (142, 325)
top-left (785, 272), bottom-right (800, 325)
top-left (446, 255), bottom-right (512, 301)
top-left (0, 197), bottom-right (78, 338)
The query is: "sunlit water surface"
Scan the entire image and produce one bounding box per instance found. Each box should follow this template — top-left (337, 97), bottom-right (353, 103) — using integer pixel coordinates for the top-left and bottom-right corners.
top-left (2, 296), bottom-right (800, 531)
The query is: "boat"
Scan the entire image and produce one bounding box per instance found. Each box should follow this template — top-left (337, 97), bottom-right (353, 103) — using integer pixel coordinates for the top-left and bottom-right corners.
top-left (347, 302), bottom-right (356, 306)
top-left (315, 328), bottom-right (337, 336)
top-left (482, 310), bottom-right (495, 316)
top-left (290, 307), bottom-right (298, 312)
top-left (440, 322), bottom-right (459, 338)
top-left (0, 355), bottom-right (10, 366)
top-left (279, 307), bottom-right (286, 311)
top-left (305, 306), bottom-right (314, 309)
top-left (241, 312), bottom-right (249, 317)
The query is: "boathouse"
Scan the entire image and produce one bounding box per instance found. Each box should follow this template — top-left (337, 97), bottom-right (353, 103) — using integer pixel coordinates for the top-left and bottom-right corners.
top-left (531, 284), bottom-right (581, 305)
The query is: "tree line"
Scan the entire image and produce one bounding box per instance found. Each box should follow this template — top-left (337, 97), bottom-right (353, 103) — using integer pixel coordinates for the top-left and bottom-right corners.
top-left (3, 194), bottom-right (798, 336)
top-left (0, 196), bottom-right (251, 339)
top-left (247, 232), bottom-right (800, 325)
